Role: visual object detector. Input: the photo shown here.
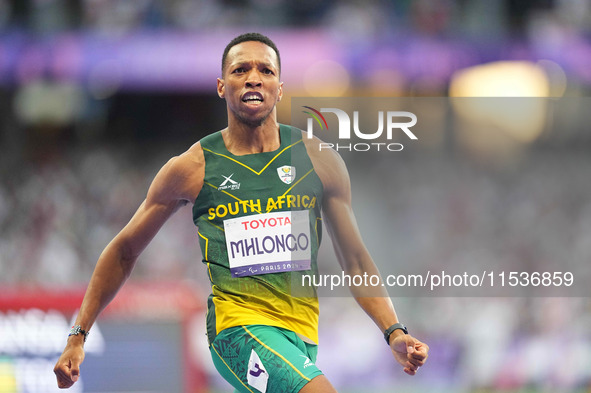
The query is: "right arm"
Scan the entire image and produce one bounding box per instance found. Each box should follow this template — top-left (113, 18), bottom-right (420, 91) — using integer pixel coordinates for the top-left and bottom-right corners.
top-left (54, 145), bottom-right (204, 389)
top-left (304, 134), bottom-right (428, 375)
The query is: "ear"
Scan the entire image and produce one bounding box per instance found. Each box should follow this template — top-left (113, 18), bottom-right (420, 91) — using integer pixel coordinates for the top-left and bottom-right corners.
top-left (277, 81), bottom-right (284, 102)
top-left (217, 78), bottom-right (225, 98)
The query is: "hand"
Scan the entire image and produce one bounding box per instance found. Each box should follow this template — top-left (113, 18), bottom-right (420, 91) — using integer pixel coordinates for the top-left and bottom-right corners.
top-left (53, 341), bottom-right (85, 389)
top-left (390, 333), bottom-right (429, 376)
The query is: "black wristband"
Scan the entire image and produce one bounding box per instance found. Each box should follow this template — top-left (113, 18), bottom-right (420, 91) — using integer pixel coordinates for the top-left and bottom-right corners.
top-left (384, 323), bottom-right (408, 345)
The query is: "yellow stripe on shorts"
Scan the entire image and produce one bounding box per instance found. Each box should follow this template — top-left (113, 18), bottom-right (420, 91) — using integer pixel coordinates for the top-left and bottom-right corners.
top-left (242, 326), bottom-right (310, 382)
top-left (211, 344), bottom-right (255, 393)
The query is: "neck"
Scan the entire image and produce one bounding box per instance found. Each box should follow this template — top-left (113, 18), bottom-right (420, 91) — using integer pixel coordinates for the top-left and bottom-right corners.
top-left (224, 113), bottom-right (281, 155)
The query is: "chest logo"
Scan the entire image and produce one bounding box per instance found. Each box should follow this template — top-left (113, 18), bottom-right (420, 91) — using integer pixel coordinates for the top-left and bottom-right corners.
top-left (277, 166), bottom-right (296, 185)
top-left (218, 174), bottom-right (240, 191)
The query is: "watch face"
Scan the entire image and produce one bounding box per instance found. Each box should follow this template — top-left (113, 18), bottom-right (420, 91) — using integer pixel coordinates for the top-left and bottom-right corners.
top-left (69, 325), bottom-right (82, 335)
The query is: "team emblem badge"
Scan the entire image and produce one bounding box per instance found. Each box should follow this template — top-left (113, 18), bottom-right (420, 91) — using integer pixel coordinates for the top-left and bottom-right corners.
top-left (277, 166), bottom-right (296, 185)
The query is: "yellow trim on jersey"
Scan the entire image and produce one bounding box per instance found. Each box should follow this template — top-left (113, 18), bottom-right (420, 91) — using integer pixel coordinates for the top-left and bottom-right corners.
top-left (198, 232), bottom-right (214, 282)
top-left (315, 217), bottom-right (322, 246)
top-left (202, 139), bottom-right (303, 176)
top-left (281, 168), bottom-right (314, 196)
top-left (197, 231), bottom-right (209, 261)
top-left (211, 344), bottom-right (255, 393)
top-left (204, 181), bottom-right (262, 215)
top-left (206, 263), bottom-right (213, 282)
top-left (242, 326), bottom-right (311, 382)
top-left (207, 220), bottom-right (225, 232)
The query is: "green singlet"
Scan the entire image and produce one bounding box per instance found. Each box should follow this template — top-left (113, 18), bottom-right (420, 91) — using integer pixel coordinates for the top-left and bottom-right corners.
top-left (192, 124), bottom-right (324, 345)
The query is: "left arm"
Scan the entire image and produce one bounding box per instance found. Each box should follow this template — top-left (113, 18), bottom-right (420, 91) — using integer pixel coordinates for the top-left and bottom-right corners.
top-left (305, 136), bottom-right (428, 375)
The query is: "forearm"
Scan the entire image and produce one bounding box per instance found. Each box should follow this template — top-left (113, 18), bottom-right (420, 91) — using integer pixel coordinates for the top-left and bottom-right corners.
top-left (355, 296), bottom-right (399, 330)
top-left (345, 258), bottom-right (400, 332)
top-left (73, 199), bottom-right (175, 333)
top-left (74, 237), bottom-right (136, 333)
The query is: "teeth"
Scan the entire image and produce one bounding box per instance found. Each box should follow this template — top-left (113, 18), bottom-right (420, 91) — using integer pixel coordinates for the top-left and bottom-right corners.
top-left (243, 94), bottom-right (262, 102)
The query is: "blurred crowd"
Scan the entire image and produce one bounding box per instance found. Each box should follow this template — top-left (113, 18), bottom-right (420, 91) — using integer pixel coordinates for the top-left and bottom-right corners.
top-left (1, 1), bottom-right (590, 392)
top-left (0, 0), bottom-right (589, 39)
top-left (3, 132), bottom-right (589, 390)
top-left (0, 142), bottom-right (203, 287)
top-left (2, 114), bottom-right (591, 288)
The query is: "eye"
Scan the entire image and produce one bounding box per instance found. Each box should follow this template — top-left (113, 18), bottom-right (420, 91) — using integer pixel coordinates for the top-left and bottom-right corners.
top-left (263, 68), bottom-right (274, 75)
top-left (232, 67), bottom-right (245, 74)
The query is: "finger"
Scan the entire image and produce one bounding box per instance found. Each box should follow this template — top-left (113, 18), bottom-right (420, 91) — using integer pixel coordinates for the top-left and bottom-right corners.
top-left (406, 361), bottom-right (422, 373)
top-left (57, 379), bottom-right (73, 389)
top-left (394, 335), bottom-right (417, 355)
top-left (55, 368), bottom-right (71, 385)
top-left (55, 368), bottom-right (73, 389)
top-left (405, 359), bottom-right (421, 369)
top-left (415, 341), bottom-right (429, 352)
top-left (54, 360), bottom-right (78, 388)
top-left (411, 350), bottom-right (428, 361)
top-left (404, 366), bottom-right (417, 376)
top-left (412, 355), bottom-right (427, 365)
top-left (411, 342), bottom-right (429, 360)
top-left (405, 336), bottom-right (418, 354)
top-left (54, 364), bottom-right (69, 381)
top-left (70, 362), bottom-right (80, 383)
top-left (407, 357), bottom-right (423, 368)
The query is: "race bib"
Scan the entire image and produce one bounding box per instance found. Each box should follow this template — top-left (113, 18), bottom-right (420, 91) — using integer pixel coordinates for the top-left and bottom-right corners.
top-left (224, 211), bottom-right (312, 277)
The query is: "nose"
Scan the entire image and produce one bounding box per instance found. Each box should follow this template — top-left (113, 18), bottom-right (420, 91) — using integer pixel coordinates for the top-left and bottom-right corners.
top-left (245, 69), bottom-right (262, 88)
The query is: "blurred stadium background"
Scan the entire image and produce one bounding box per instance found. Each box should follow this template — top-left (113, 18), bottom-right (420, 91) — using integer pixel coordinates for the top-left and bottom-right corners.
top-left (1, 0), bottom-right (591, 392)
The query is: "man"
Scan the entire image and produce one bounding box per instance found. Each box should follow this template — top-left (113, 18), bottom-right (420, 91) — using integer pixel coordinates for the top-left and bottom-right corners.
top-left (54, 32), bottom-right (429, 393)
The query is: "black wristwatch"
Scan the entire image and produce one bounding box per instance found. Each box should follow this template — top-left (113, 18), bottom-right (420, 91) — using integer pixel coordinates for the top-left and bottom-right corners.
top-left (68, 325), bottom-right (90, 342)
top-left (384, 323), bottom-right (408, 345)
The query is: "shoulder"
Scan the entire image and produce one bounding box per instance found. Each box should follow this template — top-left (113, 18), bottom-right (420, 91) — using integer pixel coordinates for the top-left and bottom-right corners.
top-left (148, 140), bottom-right (205, 204)
top-left (300, 130), bottom-right (350, 198)
top-left (197, 129), bottom-right (225, 152)
top-left (163, 140), bottom-right (204, 179)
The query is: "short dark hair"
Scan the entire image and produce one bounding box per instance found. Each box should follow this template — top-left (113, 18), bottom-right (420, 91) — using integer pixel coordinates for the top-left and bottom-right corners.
top-left (221, 32), bottom-right (281, 76)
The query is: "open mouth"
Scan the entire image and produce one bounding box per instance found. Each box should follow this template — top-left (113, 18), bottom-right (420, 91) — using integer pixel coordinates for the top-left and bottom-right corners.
top-left (242, 92), bottom-right (264, 104)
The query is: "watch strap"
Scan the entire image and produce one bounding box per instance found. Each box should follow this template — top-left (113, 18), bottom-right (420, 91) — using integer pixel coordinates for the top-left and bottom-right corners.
top-left (68, 325), bottom-right (90, 342)
top-left (384, 323), bottom-right (408, 345)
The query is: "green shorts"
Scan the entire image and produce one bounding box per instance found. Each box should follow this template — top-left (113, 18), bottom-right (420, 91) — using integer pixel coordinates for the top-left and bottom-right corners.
top-left (210, 325), bottom-right (323, 393)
